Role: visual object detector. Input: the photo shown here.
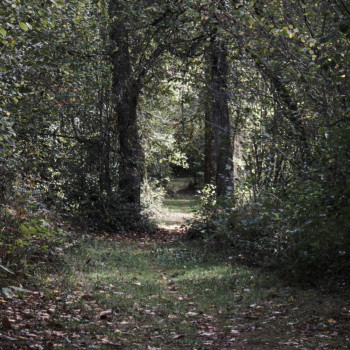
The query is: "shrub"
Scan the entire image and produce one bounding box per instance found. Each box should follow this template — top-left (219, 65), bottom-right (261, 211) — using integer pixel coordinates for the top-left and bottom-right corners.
top-left (0, 198), bottom-right (65, 283)
top-left (188, 181), bottom-right (350, 286)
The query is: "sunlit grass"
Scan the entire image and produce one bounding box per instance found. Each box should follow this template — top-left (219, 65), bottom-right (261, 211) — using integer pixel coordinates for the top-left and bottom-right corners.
top-left (162, 198), bottom-right (199, 213)
top-left (151, 176), bottom-right (201, 229)
top-left (157, 196), bottom-right (199, 230)
top-left (38, 234), bottom-right (350, 349)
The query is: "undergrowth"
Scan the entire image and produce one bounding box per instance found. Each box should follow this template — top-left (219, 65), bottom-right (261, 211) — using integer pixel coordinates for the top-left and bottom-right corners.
top-left (187, 184), bottom-right (350, 290)
top-left (0, 197), bottom-right (68, 287)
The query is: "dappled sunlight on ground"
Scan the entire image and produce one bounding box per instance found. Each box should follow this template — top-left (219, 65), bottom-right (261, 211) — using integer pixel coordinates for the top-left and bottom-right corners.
top-left (153, 177), bottom-right (200, 229)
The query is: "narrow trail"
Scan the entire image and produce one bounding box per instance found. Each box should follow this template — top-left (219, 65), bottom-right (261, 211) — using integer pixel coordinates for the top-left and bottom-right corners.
top-left (1, 181), bottom-right (349, 349)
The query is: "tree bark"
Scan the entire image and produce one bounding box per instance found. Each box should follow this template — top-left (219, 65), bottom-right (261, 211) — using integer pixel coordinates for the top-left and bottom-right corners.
top-left (203, 55), bottom-right (216, 185)
top-left (210, 37), bottom-right (234, 198)
top-left (109, 0), bottom-right (142, 208)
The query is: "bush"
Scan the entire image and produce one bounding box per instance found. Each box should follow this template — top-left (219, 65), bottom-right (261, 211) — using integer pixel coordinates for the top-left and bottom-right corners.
top-left (188, 181), bottom-right (350, 286)
top-left (0, 198), bottom-right (65, 283)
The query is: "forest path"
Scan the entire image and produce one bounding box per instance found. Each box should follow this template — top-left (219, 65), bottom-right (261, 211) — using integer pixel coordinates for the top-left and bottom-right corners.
top-left (1, 181), bottom-right (349, 349)
top-left (1, 229), bottom-right (349, 349)
top-left (153, 176), bottom-right (200, 230)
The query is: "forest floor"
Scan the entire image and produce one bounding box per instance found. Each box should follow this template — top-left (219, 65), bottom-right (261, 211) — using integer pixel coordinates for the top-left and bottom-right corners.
top-left (1, 181), bottom-right (349, 349)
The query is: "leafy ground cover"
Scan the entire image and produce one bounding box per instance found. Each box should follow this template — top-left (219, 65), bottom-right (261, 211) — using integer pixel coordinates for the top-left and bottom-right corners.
top-left (1, 189), bottom-right (349, 349)
top-left (1, 230), bottom-right (349, 349)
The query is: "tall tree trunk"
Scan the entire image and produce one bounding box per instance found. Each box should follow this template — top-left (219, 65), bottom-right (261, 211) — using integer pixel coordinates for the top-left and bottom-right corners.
top-left (116, 91), bottom-right (142, 205)
top-left (204, 98), bottom-right (217, 185)
top-left (203, 56), bottom-right (216, 185)
top-left (210, 37), bottom-right (234, 198)
top-left (109, 0), bottom-right (142, 208)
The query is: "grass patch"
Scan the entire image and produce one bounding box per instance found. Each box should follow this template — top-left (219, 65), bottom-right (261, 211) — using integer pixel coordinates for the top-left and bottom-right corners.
top-left (162, 198), bottom-right (199, 214)
top-left (36, 236), bottom-right (350, 349)
top-left (158, 197), bottom-right (199, 228)
top-left (156, 180), bottom-right (200, 228)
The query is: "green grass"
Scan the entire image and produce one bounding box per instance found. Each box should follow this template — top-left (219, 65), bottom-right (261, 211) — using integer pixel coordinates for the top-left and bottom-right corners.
top-left (29, 178), bottom-right (349, 349)
top-left (155, 177), bottom-right (201, 229)
top-left (158, 197), bottom-right (200, 228)
top-left (41, 236), bottom-right (350, 349)
top-left (162, 198), bottom-right (199, 214)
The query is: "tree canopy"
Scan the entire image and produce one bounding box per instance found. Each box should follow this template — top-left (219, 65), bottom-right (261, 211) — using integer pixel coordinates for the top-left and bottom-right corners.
top-left (1, 0), bottom-right (349, 282)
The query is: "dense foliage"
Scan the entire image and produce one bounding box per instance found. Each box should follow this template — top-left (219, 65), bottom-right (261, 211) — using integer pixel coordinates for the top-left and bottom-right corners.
top-left (1, 0), bottom-right (349, 284)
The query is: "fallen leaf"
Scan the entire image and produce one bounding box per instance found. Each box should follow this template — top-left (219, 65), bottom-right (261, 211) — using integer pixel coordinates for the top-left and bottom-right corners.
top-left (201, 332), bottom-right (217, 337)
top-left (25, 333), bottom-right (38, 338)
top-left (0, 334), bottom-right (17, 341)
top-left (99, 309), bottom-right (113, 320)
top-left (172, 334), bottom-right (184, 339)
top-left (0, 264), bottom-right (14, 275)
top-left (186, 312), bottom-right (198, 317)
top-left (81, 294), bottom-right (94, 300)
top-left (2, 287), bottom-right (14, 298)
top-left (2, 315), bottom-right (12, 329)
top-left (9, 286), bottom-right (33, 293)
top-left (315, 334), bottom-right (330, 338)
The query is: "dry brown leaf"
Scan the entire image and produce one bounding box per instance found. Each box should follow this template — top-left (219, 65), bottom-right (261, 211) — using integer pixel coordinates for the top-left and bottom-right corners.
top-left (2, 315), bottom-right (12, 329)
top-left (0, 334), bottom-right (17, 341)
top-left (186, 311), bottom-right (198, 317)
top-left (81, 294), bottom-right (94, 300)
top-left (172, 334), bottom-right (184, 339)
top-left (200, 332), bottom-right (217, 337)
top-left (99, 309), bottom-right (113, 319)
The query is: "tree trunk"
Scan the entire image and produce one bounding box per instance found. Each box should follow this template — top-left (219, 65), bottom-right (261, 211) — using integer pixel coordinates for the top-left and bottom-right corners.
top-left (210, 37), bottom-right (234, 198)
top-left (116, 92), bottom-right (142, 205)
top-left (203, 58), bottom-right (216, 185)
top-left (204, 98), bottom-right (217, 185)
top-left (109, 0), bottom-right (142, 208)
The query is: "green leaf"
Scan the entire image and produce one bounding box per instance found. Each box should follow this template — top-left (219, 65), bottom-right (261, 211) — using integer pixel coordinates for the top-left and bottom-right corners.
top-left (0, 264), bottom-right (14, 275)
top-left (0, 28), bottom-right (7, 36)
top-left (2, 287), bottom-right (14, 298)
top-left (19, 22), bottom-right (29, 31)
top-left (9, 286), bottom-right (33, 293)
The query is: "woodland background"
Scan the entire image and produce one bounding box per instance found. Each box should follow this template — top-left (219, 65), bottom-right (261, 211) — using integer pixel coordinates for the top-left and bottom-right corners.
top-left (1, 0), bottom-right (349, 286)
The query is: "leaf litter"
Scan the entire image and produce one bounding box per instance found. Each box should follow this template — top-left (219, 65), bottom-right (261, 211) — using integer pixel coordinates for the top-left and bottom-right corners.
top-left (0, 229), bottom-right (349, 349)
